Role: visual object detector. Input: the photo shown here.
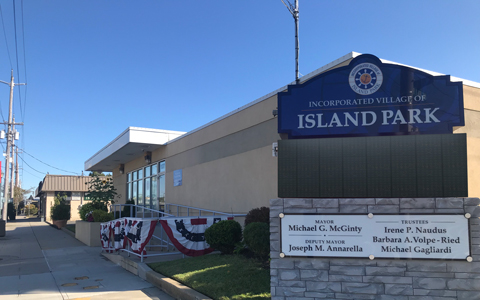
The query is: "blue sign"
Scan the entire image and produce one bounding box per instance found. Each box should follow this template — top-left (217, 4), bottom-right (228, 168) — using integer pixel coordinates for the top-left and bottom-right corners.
top-left (278, 54), bottom-right (464, 138)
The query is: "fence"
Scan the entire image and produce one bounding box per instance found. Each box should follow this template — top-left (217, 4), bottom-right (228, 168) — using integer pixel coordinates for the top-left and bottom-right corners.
top-left (109, 203), bottom-right (246, 262)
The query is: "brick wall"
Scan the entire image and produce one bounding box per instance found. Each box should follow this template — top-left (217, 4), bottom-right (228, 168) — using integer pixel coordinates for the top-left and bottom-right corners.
top-left (270, 198), bottom-right (480, 300)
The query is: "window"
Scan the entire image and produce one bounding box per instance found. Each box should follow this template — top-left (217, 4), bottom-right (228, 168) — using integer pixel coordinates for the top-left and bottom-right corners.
top-left (127, 160), bottom-right (166, 210)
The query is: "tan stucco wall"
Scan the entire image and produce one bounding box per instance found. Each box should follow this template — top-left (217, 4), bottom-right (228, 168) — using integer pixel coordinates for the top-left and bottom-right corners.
top-left (123, 156), bottom-right (148, 176)
top-left (453, 85), bottom-right (480, 198)
top-left (112, 169), bottom-right (127, 205)
top-left (113, 79), bottom-right (480, 213)
top-left (161, 94), bottom-right (278, 157)
top-left (463, 85), bottom-right (480, 111)
top-left (117, 94), bottom-right (279, 214)
top-left (166, 145), bottom-right (277, 214)
top-left (454, 109), bottom-right (480, 198)
top-left (45, 192), bottom-right (54, 222)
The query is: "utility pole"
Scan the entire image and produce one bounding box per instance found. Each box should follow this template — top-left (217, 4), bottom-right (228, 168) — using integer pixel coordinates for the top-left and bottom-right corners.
top-left (15, 145), bottom-right (19, 188)
top-left (281, 0), bottom-right (300, 84)
top-left (10, 118), bottom-right (15, 205)
top-left (0, 70), bottom-right (25, 222)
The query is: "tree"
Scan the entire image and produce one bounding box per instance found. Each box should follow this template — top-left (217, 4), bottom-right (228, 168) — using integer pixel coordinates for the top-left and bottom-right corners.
top-left (13, 186), bottom-right (34, 209)
top-left (25, 204), bottom-right (38, 216)
top-left (54, 192), bottom-right (68, 206)
top-left (85, 172), bottom-right (117, 211)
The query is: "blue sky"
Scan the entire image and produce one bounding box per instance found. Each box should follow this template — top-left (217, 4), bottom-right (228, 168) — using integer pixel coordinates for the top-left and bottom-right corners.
top-left (0, 0), bottom-right (478, 197)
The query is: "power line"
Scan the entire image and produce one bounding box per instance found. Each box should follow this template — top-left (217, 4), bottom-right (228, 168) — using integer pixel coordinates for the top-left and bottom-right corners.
top-left (16, 152), bottom-right (45, 175)
top-left (19, 0), bottom-right (27, 187)
top-left (0, 4), bottom-right (13, 69)
top-left (21, 168), bottom-right (44, 180)
top-left (21, 148), bottom-right (80, 175)
top-left (0, 5), bottom-right (11, 124)
top-left (12, 0), bottom-right (24, 121)
top-left (20, 0), bottom-right (27, 122)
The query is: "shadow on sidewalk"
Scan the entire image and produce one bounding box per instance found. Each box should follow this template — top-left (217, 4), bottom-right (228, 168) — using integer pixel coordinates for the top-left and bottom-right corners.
top-left (5, 216), bottom-right (42, 223)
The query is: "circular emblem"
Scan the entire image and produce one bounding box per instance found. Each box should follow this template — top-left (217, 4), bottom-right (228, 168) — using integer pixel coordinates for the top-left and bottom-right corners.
top-left (349, 63), bottom-right (383, 95)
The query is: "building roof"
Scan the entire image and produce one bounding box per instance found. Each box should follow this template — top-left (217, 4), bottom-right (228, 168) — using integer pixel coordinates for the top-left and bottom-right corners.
top-left (84, 127), bottom-right (186, 172)
top-left (84, 52), bottom-right (480, 172)
top-left (36, 175), bottom-right (91, 197)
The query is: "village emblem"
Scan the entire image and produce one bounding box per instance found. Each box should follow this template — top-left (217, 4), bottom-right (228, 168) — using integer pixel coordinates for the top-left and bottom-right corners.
top-left (348, 62), bottom-right (383, 95)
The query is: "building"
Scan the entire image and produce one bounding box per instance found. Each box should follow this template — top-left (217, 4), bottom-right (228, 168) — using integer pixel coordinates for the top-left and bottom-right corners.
top-left (85, 52), bottom-right (480, 214)
top-left (36, 175), bottom-right (92, 222)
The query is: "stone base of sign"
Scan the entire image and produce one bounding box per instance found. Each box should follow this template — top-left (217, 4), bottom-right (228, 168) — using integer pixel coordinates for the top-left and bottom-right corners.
top-left (270, 198), bottom-right (480, 300)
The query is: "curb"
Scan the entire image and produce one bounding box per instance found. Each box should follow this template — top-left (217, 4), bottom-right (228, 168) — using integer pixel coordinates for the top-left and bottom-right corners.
top-left (61, 226), bottom-right (76, 238)
top-left (102, 252), bottom-right (212, 300)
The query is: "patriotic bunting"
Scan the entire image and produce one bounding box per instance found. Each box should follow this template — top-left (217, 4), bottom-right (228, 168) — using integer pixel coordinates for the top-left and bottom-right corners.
top-left (100, 222), bottom-right (114, 253)
top-left (112, 219), bottom-right (125, 250)
top-left (99, 218), bottom-right (158, 255)
top-left (124, 218), bottom-right (158, 254)
top-left (159, 216), bottom-right (233, 257)
top-left (100, 216), bottom-right (232, 257)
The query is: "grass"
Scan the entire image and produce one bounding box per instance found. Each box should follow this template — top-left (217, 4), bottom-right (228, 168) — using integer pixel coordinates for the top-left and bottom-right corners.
top-left (148, 254), bottom-right (270, 300)
top-left (65, 224), bottom-right (76, 233)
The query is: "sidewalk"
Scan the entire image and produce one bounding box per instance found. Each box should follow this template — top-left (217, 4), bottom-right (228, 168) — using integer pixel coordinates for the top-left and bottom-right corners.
top-left (0, 216), bottom-right (175, 300)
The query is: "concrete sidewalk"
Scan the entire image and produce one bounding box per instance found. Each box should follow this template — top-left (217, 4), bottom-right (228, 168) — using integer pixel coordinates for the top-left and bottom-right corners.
top-left (0, 216), bottom-right (175, 300)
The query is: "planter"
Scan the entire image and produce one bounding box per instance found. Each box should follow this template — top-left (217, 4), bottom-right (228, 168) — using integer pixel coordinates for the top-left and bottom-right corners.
top-left (75, 220), bottom-right (102, 247)
top-left (52, 219), bottom-right (68, 229)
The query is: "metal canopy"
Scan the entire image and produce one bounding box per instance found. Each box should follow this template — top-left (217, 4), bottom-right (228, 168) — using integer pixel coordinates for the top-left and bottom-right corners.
top-left (84, 127), bottom-right (185, 172)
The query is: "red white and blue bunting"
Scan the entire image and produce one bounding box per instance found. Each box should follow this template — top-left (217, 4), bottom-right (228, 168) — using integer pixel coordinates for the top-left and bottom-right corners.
top-left (100, 222), bottom-right (115, 253)
top-left (159, 216), bottom-right (233, 257)
top-left (100, 218), bottom-right (158, 255)
top-left (101, 216), bottom-right (233, 257)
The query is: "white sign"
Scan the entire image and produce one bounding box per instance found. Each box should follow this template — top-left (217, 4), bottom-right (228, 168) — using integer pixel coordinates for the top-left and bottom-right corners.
top-left (173, 169), bottom-right (183, 187)
top-left (72, 192), bottom-right (81, 201)
top-left (281, 214), bottom-right (470, 260)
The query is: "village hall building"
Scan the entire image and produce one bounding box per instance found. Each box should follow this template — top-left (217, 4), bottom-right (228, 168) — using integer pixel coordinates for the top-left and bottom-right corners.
top-left (84, 52), bottom-right (480, 215)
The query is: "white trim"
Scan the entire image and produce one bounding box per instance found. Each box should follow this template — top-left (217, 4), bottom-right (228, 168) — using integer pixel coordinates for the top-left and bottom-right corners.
top-left (380, 58), bottom-right (480, 89)
top-left (85, 127), bottom-right (185, 171)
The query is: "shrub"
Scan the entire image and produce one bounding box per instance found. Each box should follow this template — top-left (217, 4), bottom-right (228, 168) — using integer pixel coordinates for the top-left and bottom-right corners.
top-left (92, 209), bottom-right (115, 222)
top-left (122, 199), bottom-right (136, 217)
top-left (205, 220), bottom-right (242, 254)
top-left (79, 202), bottom-right (96, 221)
top-left (51, 203), bottom-right (71, 220)
top-left (244, 206), bottom-right (269, 227)
top-left (244, 222), bottom-right (270, 258)
top-left (51, 193), bottom-right (71, 221)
